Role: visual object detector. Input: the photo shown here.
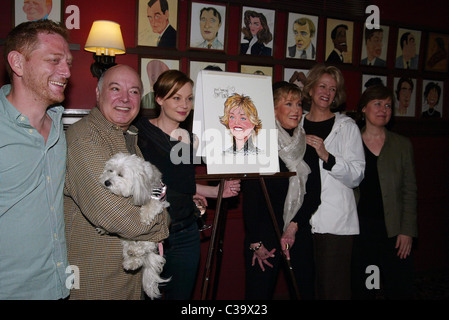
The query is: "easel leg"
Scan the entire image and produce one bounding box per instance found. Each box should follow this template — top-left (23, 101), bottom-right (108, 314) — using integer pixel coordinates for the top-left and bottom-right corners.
top-left (259, 177), bottom-right (301, 299)
top-left (201, 178), bottom-right (225, 300)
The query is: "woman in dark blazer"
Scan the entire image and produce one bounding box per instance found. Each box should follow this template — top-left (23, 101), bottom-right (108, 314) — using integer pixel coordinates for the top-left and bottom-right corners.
top-left (352, 85), bottom-right (418, 299)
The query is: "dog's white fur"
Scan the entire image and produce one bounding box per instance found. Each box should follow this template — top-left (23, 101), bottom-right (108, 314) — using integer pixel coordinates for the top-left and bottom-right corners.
top-left (99, 152), bottom-right (170, 299)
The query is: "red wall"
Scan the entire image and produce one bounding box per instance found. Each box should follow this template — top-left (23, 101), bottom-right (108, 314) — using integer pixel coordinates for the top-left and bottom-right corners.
top-left (1, 0), bottom-right (448, 299)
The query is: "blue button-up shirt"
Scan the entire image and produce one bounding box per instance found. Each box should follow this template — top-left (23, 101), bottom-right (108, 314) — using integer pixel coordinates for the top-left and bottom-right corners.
top-left (0, 85), bottom-right (69, 299)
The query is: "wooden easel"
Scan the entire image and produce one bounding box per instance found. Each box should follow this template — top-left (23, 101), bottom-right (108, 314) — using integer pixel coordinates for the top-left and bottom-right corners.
top-left (196, 172), bottom-right (300, 300)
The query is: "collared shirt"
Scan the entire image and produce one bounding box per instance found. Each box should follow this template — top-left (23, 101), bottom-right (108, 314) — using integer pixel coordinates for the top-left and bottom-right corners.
top-left (0, 85), bottom-right (69, 299)
top-left (196, 38), bottom-right (224, 50)
top-left (294, 45), bottom-right (313, 59)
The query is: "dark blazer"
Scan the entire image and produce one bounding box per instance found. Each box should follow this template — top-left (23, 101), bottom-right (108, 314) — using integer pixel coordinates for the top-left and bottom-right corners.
top-left (361, 57), bottom-right (386, 67)
top-left (356, 129), bottom-right (418, 238)
top-left (326, 49), bottom-right (343, 63)
top-left (158, 24), bottom-right (176, 48)
top-left (288, 44), bottom-right (316, 59)
top-left (240, 42), bottom-right (272, 56)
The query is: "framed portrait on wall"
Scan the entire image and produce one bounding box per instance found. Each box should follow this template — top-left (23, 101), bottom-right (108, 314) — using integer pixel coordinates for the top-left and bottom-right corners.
top-left (360, 25), bottom-right (389, 67)
top-left (14, 0), bottom-right (63, 26)
top-left (188, 1), bottom-right (227, 51)
top-left (137, 0), bottom-right (178, 48)
top-left (239, 6), bottom-right (275, 57)
top-left (393, 76), bottom-right (417, 117)
top-left (240, 64), bottom-right (273, 78)
top-left (139, 57), bottom-right (180, 110)
top-left (285, 13), bottom-right (318, 60)
top-left (424, 32), bottom-right (449, 73)
top-left (395, 28), bottom-right (421, 70)
top-left (361, 74), bottom-right (388, 93)
top-left (325, 18), bottom-right (354, 64)
top-left (283, 67), bottom-right (309, 88)
top-left (421, 80), bottom-right (444, 118)
top-left (189, 60), bottom-right (226, 88)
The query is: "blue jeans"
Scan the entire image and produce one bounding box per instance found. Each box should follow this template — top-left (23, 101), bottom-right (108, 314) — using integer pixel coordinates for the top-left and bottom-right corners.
top-left (160, 222), bottom-right (201, 300)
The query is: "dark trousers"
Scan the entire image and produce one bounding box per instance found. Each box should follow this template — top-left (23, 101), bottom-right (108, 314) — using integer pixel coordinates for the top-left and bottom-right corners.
top-left (313, 233), bottom-right (353, 300)
top-left (159, 222), bottom-right (201, 300)
top-left (351, 218), bottom-right (414, 300)
top-left (244, 225), bottom-right (315, 300)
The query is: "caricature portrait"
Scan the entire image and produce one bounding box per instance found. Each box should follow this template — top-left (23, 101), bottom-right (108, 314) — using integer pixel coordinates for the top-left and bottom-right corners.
top-left (286, 13), bottom-right (318, 60)
top-left (189, 61), bottom-right (225, 91)
top-left (425, 33), bottom-right (449, 73)
top-left (361, 26), bottom-right (389, 67)
top-left (240, 65), bottom-right (273, 78)
top-left (140, 58), bottom-right (180, 109)
top-left (190, 2), bottom-right (226, 50)
top-left (394, 76), bottom-right (416, 117)
top-left (240, 7), bottom-right (275, 56)
top-left (193, 71), bottom-right (278, 174)
top-left (137, 0), bottom-right (178, 47)
top-left (361, 74), bottom-right (387, 93)
top-left (325, 19), bottom-right (354, 63)
top-left (421, 80), bottom-right (443, 118)
top-left (284, 68), bottom-right (308, 89)
top-left (14, 0), bottom-right (62, 26)
top-left (219, 94), bottom-right (262, 155)
top-left (395, 29), bottom-right (421, 70)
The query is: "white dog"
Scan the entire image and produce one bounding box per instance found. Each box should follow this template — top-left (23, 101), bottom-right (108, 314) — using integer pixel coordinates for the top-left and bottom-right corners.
top-left (99, 152), bottom-right (170, 299)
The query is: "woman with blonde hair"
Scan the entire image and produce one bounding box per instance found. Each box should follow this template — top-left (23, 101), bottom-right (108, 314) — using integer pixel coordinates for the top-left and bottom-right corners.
top-left (220, 93), bottom-right (262, 155)
top-left (301, 63), bottom-right (365, 299)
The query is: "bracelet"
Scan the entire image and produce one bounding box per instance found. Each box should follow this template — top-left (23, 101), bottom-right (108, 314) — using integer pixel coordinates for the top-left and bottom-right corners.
top-left (249, 241), bottom-right (262, 252)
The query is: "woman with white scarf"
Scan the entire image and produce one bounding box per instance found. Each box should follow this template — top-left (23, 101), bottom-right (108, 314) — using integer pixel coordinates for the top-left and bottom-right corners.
top-left (242, 82), bottom-right (320, 300)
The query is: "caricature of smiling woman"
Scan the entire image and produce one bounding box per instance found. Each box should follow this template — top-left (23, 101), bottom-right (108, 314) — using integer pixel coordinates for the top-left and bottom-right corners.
top-left (220, 94), bottom-right (262, 155)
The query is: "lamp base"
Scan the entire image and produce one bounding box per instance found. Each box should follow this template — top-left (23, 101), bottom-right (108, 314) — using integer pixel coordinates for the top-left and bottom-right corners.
top-left (90, 53), bottom-right (117, 79)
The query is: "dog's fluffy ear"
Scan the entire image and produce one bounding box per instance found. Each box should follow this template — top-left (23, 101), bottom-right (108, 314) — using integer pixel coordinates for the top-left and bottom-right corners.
top-left (132, 159), bottom-right (161, 206)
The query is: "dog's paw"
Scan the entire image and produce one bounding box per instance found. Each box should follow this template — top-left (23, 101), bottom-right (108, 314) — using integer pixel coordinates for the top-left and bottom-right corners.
top-left (140, 199), bottom-right (164, 225)
top-left (123, 257), bottom-right (143, 271)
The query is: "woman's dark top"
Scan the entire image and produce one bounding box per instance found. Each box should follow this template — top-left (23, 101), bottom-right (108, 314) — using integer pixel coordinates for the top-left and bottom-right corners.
top-left (242, 126), bottom-right (321, 244)
top-left (136, 117), bottom-right (197, 231)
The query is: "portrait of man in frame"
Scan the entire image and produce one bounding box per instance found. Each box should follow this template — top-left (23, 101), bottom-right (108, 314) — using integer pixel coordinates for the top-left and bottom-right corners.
top-left (189, 2), bottom-right (226, 51)
top-left (285, 13), bottom-right (318, 60)
top-left (137, 0), bottom-right (178, 48)
top-left (14, 0), bottom-right (63, 26)
top-left (325, 18), bottom-right (354, 64)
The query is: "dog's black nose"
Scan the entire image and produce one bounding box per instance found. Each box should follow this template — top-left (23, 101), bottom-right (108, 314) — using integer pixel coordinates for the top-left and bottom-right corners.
top-left (104, 180), bottom-right (111, 187)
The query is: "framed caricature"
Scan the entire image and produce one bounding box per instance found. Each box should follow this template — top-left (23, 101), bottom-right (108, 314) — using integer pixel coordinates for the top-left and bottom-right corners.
top-left (424, 32), bottom-right (449, 73)
top-left (240, 64), bottom-right (273, 78)
top-left (137, 0), bottom-right (178, 48)
top-left (395, 28), bottom-right (421, 70)
top-left (239, 6), bottom-right (275, 57)
top-left (188, 1), bottom-right (227, 51)
top-left (393, 76), bottom-right (417, 117)
top-left (285, 13), bottom-right (318, 60)
top-left (421, 80), bottom-right (444, 118)
top-left (325, 18), bottom-right (354, 64)
top-left (283, 67), bottom-right (309, 88)
top-left (14, 0), bottom-right (63, 26)
top-left (360, 25), bottom-right (389, 67)
top-left (361, 74), bottom-right (387, 93)
top-left (193, 70), bottom-right (279, 174)
top-left (139, 57), bottom-right (180, 110)
top-left (189, 60), bottom-right (226, 93)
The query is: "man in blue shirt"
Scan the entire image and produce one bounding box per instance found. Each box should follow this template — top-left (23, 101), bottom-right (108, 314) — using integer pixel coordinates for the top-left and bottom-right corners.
top-left (0, 20), bottom-right (72, 299)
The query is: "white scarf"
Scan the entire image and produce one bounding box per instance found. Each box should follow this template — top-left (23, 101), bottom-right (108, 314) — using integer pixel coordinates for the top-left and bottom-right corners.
top-left (276, 120), bottom-right (311, 231)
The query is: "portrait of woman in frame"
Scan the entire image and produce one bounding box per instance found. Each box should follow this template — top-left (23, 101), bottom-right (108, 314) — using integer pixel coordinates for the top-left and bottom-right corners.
top-left (188, 1), bottom-right (227, 51)
top-left (137, 0), bottom-right (178, 48)
top-left (239, 6), bottom-right (275, 57)
top-left (14, 0), bottom-right (63, 26)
